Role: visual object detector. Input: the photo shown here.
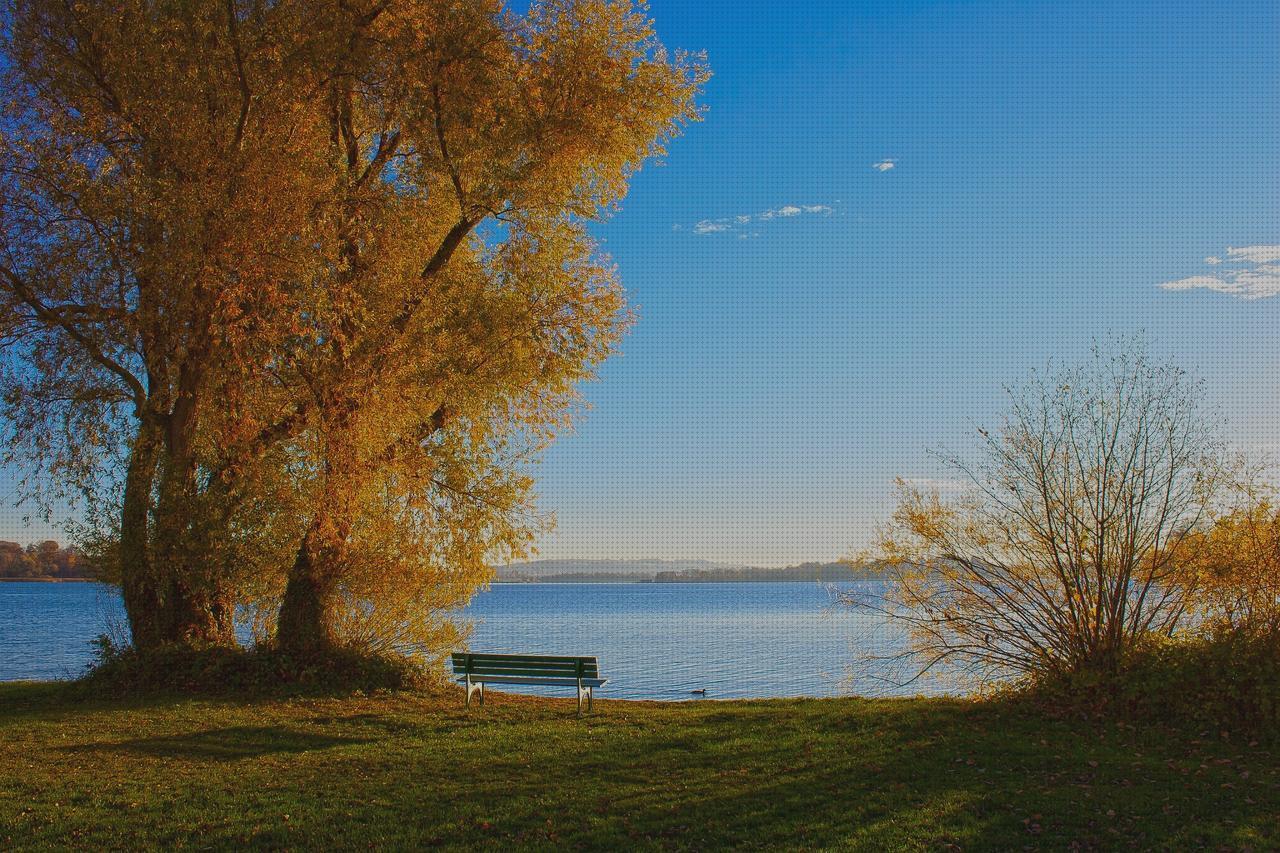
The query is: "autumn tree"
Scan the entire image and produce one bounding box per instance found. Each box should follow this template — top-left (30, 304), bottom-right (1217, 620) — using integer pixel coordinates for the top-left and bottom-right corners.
top-left (845, 342), bottom-right (1229, 686)
top-left (262, 0), bottom-right (705, 653)
top-left (2, 0), bottom-right (705, 656)
top-left (0, 0), bottom-right (340, 647)
top-left (1173, 483), bottom-right (1280, 638)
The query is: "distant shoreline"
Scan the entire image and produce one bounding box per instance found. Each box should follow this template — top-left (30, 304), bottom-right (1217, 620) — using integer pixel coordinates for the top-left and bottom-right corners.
top-left (491, 578), bottom-right (879, 584)
top-left (494, 569), bottom-right (884, 584)
top-left (493, 560), bottom-right (886, 584)
top-left (490, 578), bottom-right (855, 584)
top-left (488, 573), bottom-right (839, 581)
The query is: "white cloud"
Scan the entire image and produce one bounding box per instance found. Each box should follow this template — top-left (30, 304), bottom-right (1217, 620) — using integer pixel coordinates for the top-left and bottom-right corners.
top-left (1228, 245), bottom-right (1280, 264)
top-left (693, 219), bottom-right (731, 234)
top-left (678, 203), bottom-right (837, 236)
top-left (1159, 244), bottom-right (1280, 301)
top-left (872, 159), bottom-right (896, 172)
top-left (1160, 275), bottom-right (1242, 295)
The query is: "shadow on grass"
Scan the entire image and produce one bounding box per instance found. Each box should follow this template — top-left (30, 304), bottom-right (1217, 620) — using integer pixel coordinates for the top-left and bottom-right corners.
top-left (325, 698), bottom-right (1273, 850)
top-left (0, 681), bottom-right (265, 725)
top-left (66, 725), bottom-right (373, 760)
top-left (0, 680), bottom-right (455, 727)
top-left (6, 683), bottom-right (1276, 848)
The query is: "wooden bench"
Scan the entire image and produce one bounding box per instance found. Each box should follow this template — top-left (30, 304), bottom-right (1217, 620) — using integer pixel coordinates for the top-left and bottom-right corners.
top-left (451, 653), bottom-right (607, 715)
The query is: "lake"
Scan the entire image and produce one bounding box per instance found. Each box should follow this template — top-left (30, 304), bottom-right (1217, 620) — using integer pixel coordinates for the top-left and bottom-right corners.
top-left (0, 581), bottom-right (951, 698)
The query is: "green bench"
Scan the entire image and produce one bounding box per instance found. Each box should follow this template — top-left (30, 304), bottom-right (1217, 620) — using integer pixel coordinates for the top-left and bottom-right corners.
top-left (451, 652), bottom-right (607, 715)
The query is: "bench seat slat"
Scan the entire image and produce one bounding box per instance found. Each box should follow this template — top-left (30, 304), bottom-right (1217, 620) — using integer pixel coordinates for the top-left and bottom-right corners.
top-left (457, 675), bottom-right (607, 688)
top-left (460, 666), bottom-right (599, 676)
top-left (462, 672), bottom-right (600, 680)
top-left (453, 655), bottom-right (596, 671)
top-left (451, 653), bottom-right (597, 665)
top-left (452, 659), bottom-right (596, 671)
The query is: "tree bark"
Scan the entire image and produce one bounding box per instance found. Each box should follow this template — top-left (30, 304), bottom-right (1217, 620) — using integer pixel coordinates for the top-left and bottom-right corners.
top-left (275, 499), bottom-right (353, 650)
top-left (148, 448), bottom-right (238, 647)
top-left (122, 378), bottom-right (237, 650)
top-left (277, 538), bottom-right (338, 654)
top-left (275, 408), bottom-right (360, 655)
top-left (161, 572), bottom-right (237, 646)
top-left (120, 420), bottom-right (164, 649)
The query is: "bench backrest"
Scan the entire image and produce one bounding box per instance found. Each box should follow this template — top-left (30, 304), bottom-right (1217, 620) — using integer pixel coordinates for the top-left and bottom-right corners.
top-left (451, 653), bottom-right (599, 680)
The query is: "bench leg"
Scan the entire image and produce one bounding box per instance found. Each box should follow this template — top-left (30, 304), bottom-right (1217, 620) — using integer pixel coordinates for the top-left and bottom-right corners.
top-left (588, 686), bottom-right (594, 713)
top-left (465, 677), bottom-right (483, 709)
top-left (479, 682), bottom-right (485, 706)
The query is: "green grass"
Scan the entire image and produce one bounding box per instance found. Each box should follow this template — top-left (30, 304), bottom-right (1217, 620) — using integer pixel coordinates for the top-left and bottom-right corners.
top-left (1, 683), bottom-right (1276, 850)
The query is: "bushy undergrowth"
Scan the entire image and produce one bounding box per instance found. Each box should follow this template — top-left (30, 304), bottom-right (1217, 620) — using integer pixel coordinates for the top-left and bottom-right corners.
top-left (1029, 630), bottom-right (1280, 737)
top-left (78, 636), bottom-right (434, 698)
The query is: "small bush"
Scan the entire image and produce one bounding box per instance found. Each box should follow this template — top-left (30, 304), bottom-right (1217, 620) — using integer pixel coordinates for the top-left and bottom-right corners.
top-left (1027, 630), bottom-right (1280, 737)
top-left (79, 636), bottom-right (434, 698)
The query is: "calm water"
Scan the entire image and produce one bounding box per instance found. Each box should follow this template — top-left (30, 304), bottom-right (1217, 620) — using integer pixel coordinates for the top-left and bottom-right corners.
top-left (0, 581), bottom-right (945, 698)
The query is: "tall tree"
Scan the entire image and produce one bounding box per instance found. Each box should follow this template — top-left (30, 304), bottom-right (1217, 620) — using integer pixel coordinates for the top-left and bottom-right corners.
top-left (2, 0), bottom-right (705, 654)
top-left (1, 0), bottom-right (334, 646)
top-left (268, 0), bottom-right (705, 652)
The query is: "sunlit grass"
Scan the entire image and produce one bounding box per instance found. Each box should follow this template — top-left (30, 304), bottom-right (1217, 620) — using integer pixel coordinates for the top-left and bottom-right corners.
top-left (0, 683), bottom-right (1276, 850)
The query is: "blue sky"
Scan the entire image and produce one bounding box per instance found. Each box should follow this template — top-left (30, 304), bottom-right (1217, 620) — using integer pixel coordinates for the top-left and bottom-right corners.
top-left (3, 0), bottom-right (1279, 564)
top-left (529, 0), bottom-right (1280, 565)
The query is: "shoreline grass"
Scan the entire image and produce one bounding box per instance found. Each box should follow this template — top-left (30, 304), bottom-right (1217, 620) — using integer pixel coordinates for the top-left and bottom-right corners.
top-left (1, 682), bottom-right (1276, 850)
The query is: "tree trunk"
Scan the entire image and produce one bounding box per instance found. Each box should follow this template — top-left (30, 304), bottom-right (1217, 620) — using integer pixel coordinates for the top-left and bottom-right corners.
top-left (120, 420), bottom-right (164, 649)
top-left (162, 573), bottom-right (237, 646)
top-left (277, 539), bottom-right (339, 654)
top-left (131, 379), bottom-right (237, 649)
top-left (276, 422), bottom-right (358, 655)
top-left (147, 453), bottom-right (238, 647)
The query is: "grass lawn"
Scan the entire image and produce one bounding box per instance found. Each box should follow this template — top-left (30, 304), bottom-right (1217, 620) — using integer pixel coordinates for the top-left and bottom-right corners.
top-left (0, 682), bottom-right (1276, 851)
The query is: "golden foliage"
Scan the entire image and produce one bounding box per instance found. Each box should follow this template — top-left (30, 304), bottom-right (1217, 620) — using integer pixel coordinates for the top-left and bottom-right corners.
top-left (1173, 488), bottom-right (1280, 637)
top-left (1, 0), bottom-right (707, 653)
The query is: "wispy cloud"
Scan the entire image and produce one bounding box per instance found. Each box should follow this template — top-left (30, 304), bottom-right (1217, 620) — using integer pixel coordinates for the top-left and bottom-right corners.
top-left (872, 159), bottom-right (896, 172)
top-left (1159, 244), bottom-right (1280, 301)
top-left (676, 203), bottom-right (835, 237)
top-left (1228, 244), bottom-right (1280, 264)
top-left (692, 220), bottom-right (732, 234)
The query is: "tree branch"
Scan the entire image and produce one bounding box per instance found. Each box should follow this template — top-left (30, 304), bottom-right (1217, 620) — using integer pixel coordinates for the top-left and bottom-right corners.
top-left (226, 0), bottom-right (254, 151)
top-left (0, 263), bottom-right (147, 414)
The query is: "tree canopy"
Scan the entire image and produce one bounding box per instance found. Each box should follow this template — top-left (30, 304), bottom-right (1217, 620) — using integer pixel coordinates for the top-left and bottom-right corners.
top-left (1, 0), bottom-right (707, 655)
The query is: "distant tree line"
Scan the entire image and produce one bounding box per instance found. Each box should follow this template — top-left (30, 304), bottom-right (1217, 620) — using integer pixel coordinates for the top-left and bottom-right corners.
top-left (649, 563), bottom-right (866, 583)
top-left (0, 541), bottom-right (93, 580)
top-left (497, 562), bottom-right (877, 583)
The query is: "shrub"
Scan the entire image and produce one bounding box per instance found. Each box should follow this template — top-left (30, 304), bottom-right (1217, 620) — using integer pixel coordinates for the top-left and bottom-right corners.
top-left (843, 341), bottom-right (1228, 688)
top-left (1172, 495), bottom-right (1280, 637)
top-left (78, 636), bottom-right (435, 699)
top-left (1026, 629), bottom-right (1280, 736)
